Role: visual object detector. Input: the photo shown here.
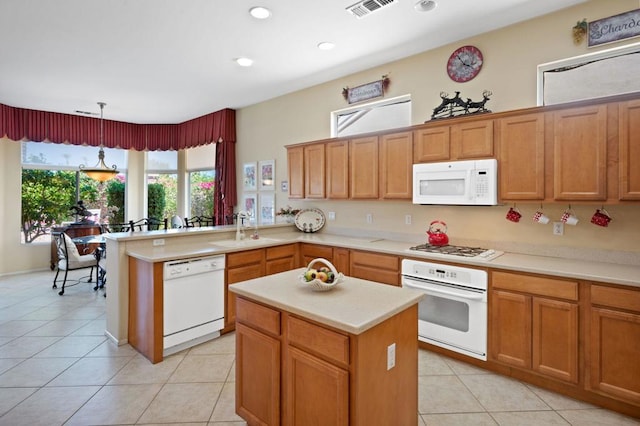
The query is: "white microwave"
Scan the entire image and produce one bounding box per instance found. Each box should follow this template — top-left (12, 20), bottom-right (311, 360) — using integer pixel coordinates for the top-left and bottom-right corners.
top-left (413, 159), bottom-right (498, 205)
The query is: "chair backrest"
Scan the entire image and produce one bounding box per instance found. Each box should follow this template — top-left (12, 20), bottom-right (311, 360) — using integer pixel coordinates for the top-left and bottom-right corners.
top-left (56, 232), bottom-right (81, 261)
top-left (104, 221), bottom-right (135, 233)
top-left (170, 215), bottom-right (184, 229)
top-left (185, 215), bottom-right (215, 227)
top-left (144, 217), bottom-right (168, 230)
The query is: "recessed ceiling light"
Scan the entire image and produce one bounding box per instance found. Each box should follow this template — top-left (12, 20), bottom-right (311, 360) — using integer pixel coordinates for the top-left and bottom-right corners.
top-left (414, 0), bottom-right (437, 12)
top-left (235, 57), bottom-right (254, 67)
top-left (249, 6), bottom-right (271, 19)
top-left (317, 42), bottom-right (335, 51)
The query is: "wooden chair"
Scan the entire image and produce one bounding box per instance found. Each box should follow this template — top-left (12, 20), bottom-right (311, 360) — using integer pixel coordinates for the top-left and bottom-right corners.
top-left (52, 232), bottom-right (98, 296)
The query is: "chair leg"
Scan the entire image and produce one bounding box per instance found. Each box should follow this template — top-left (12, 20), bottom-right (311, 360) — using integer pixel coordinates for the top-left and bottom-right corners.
top-left (59, 269), bottom-right (69, 296)
top-left (53, 268), bottom-right (60, 289)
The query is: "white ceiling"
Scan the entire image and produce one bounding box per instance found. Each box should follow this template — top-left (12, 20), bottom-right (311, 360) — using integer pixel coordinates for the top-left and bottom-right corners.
top-left (0, 0), bottom-right (586, 124)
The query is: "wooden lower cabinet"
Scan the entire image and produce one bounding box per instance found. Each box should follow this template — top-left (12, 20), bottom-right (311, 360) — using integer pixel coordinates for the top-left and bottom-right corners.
top-left (235, 296), bottom-right (418, 426)
top-left (225, 249), bottom-right (265, 332)
top-left (286, 345), bottom-right (349, 425)
top-left (349, 249), bottom-right (399, 286)
top-left (490, 271), bottom-right (579, 383)
top-left (266, 244), bottom-right (297, 275)
top-left (299, 243), bottom-right (333, 266)
top-left (588, 284), bottom-right (640, 406)
top-left (235, 297), bottom-right (281, 426)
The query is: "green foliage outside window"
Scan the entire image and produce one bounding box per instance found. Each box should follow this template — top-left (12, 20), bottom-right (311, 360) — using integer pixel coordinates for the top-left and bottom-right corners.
top-left (148, 183), bottom-right (166, 220)
top-left (20, 169), bottom-right (100, 243)
top-left (190, 171), bottom-right (215, 217)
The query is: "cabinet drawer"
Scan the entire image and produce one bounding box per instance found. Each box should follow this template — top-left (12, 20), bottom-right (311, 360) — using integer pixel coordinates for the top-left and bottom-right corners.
top-left (492, 271), bottom-right (577, 301)
top-left (266, 243), bottom-right (296, 260)
top-left (236, 297), bottom-right (281, 336)
top-left (350, 250), bottom-right (398, 271)
top-left (300, 243), bottom-right (333, 260)
top-left (287, 315), bottom-right (349, 366)
top-left (591, 285), bottom-right (640, 312)
top-left (227, 249), bottom-right (265, 268)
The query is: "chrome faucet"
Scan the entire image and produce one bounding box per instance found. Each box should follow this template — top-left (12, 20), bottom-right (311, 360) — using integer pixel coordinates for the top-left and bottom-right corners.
top-left (236, 210), bottom-right (250, 240)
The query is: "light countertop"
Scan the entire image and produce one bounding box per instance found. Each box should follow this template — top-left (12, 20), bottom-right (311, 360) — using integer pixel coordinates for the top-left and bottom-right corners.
top-left (229, 268), bottom-right (424, 335)
top-left (123, 228), bottom-right (640, 288)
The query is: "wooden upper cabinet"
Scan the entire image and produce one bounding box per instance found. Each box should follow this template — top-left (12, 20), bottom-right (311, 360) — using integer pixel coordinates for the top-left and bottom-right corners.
top-left (497, 113), bottom-right (545, 200)
top-left (304, 143), bottom-right (326, 199)
top-left (552, 105), bottom-right (608, 201)
top-left (350, 136), bottom-right (379, 199)
top-left (287, 146), bottom-right (304, 199)
top-left (326, 140), bottom-right (349, 199)
top-left (619, 100), bottom-right (640, 200)
top-left (413, 126), bottom-right (451, 163)
top-left (380, 131), bottom-right (413, 199)
top-left (451, 119), bottom-right (494, 159)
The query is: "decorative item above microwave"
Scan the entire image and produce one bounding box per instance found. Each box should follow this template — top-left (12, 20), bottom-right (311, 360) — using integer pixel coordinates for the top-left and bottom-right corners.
top-left (413, 159), bottom-right (498, 205)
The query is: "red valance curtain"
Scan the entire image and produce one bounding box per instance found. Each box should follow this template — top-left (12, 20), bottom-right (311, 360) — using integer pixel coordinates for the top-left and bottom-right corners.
top-left (0, 103), bottom-right (235, 151)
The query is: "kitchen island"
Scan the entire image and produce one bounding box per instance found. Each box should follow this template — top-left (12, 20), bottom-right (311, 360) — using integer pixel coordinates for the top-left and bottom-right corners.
top-left (229, 268), bottom-right (424, 426)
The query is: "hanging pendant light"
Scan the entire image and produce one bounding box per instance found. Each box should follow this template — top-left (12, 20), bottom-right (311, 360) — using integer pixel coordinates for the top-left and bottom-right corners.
top-left (79, 102), bottom-right (119, 182)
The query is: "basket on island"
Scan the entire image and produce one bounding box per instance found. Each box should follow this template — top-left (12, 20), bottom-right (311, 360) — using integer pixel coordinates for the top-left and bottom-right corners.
top-left (299, 258), bottom-right (344, 292)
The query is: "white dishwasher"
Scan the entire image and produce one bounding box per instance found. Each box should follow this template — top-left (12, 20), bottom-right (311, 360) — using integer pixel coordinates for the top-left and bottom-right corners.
top-left (163, 255), bottom-right (225, 355)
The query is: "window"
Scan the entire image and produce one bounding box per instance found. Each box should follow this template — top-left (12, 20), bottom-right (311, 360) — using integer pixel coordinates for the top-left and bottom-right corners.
top-left (331, 94), bottom-right (412, 137)
top-left (186, 144), bottom-right (216, 218)
top-left (21, 142), bottom-right (127, 244)
top-left (146, 150), bottom-right (178, 220)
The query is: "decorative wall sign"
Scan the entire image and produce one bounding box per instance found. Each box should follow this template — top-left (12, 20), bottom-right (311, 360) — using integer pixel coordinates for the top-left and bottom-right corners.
top-left (429, 90), bottom-right (492, 121)
top-left (588, 9), bottom-right (640, 47)
top-left (342, 75), bottom-right (390, 104)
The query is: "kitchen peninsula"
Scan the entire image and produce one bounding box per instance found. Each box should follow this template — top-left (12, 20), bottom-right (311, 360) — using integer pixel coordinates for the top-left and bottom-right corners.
top-left (230, 268), bottom-right (424, 426)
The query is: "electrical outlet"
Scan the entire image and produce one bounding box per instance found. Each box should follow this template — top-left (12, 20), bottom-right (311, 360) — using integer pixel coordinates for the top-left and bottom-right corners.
top-left (387, 343), bottom-right (396, 370)
top-left (366, 213), bottom-right (373, 224)
top-left (405, 214), bottom-right (412, 225)
top-left (153, 239), bottom-right (165, 246)
top-left (328, 211), bottom-right (336, 220)
top-left (553, 222), bottom-right (564, 236)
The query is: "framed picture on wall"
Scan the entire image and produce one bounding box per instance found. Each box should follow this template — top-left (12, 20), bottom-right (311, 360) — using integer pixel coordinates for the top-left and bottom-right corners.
top-left (241, 193), bottom-right (257, 224)
top-left (259, 160), bottom-right (275, 191)
top-left (242, 162), bottom-right (257, 191)
top-left (259, 192), bottom-right (275, 225)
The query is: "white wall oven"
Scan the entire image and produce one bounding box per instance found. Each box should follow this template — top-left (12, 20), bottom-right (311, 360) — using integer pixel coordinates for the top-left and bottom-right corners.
top-left (401, 259), bottom-right (488, 360)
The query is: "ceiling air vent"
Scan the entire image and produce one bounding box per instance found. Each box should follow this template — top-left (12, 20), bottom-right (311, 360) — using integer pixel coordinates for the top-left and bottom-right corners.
top-left (346, 0), bottom-right (396, 19)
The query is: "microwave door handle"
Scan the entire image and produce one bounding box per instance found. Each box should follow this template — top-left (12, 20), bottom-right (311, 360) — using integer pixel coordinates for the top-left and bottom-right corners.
top-left (403, 278), bottom-right (485, 301)
top-left (466, 169), bottom-right (473, 202)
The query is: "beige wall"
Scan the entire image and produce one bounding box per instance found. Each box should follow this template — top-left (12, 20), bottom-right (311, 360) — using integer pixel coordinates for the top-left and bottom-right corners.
top-left (2, 1), bottom-right (639, 275)
top-left (236, 0), bottom-right (640, 257)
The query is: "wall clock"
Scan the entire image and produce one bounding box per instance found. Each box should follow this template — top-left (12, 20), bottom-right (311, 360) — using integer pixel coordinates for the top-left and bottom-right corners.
top-left (447, 45), bottom-right (483, 83)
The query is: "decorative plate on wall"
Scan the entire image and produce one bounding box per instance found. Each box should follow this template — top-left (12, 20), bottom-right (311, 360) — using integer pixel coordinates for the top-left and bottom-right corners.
top-left (294, 208), bottom-right (326, 233)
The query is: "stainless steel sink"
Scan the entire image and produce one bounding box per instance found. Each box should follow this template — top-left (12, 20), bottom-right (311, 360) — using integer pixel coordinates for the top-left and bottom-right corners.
top-left (210, 237), bottom-right (281, 248)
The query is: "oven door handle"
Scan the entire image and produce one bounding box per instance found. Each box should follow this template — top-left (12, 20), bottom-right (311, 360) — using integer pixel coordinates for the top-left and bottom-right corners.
top-left (403, 278), bottom-right (485, 301)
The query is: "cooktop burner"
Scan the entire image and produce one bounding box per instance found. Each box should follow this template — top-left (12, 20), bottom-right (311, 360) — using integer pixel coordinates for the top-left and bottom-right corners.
top-left (408, 243), bottom-right (503, 261)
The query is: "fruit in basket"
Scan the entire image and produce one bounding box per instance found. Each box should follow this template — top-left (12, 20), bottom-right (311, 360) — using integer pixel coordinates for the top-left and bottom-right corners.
top-left (316, 271), bottom-right (328, 282)
top-left (326, 271), bottom-right (335, 283)
top-left (304, 268), bottom-right (318, 281)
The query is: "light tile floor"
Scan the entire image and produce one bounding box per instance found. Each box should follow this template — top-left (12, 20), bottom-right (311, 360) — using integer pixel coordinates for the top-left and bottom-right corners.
top-left (0, 270), bottom-right (639, 425)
